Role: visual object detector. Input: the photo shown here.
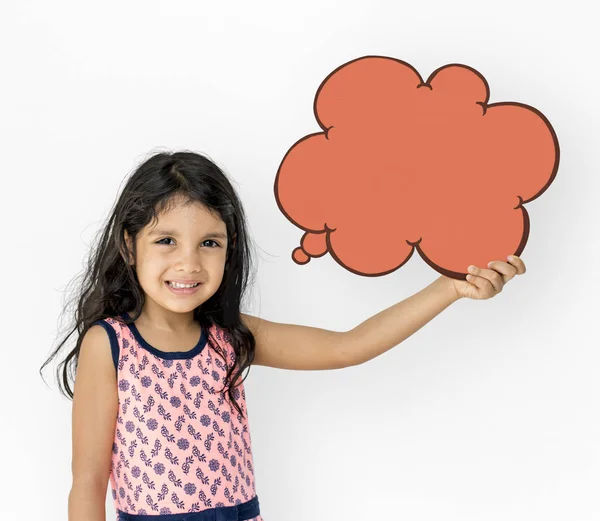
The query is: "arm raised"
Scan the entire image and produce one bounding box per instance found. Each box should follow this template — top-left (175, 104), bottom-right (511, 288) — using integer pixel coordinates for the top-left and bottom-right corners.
top-left (243, 276), bottom-right (461, 370)
top-left (242, 313), bottom-right (349, 370)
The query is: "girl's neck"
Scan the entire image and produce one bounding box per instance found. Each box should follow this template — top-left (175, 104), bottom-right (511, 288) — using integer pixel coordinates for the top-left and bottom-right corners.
top-left (129, 306), bottom-right (197, 333)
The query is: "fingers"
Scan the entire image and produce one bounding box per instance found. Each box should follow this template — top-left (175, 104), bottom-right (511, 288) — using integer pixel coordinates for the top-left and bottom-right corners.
top-left (467, 265), bottom-right (504, 293)
top-left (507, 255), bottom-right (526, 275)
top-left (487, 260), bottom-right (518, 283)
top-left (463, 256), bottom-right (526, 300)
top-left (466, 255), bottom-right (526, 296)
top-left (465, 274), bottom-right (495, 298)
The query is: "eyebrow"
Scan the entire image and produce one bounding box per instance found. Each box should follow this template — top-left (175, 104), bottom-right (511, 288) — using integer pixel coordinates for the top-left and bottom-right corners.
top-left (148, 229), bottom-right (228, 240)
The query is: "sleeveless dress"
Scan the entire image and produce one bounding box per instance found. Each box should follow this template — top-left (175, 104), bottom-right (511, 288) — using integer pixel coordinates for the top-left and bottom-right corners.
top-left (92, 312), bottom-right (263, 521)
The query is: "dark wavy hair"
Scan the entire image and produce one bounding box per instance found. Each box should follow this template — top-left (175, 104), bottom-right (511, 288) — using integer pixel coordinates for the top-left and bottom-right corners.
top-left (40, 150), bottom-right (258, 418)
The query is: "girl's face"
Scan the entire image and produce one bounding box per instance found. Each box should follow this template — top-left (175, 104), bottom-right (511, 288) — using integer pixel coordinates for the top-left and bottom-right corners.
top-left (125, 197), bottom-right (229, 315)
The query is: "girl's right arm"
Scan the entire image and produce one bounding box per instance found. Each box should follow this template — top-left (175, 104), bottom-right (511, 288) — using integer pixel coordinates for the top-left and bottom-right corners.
top-left (68, 324), bottom-right (119, 521)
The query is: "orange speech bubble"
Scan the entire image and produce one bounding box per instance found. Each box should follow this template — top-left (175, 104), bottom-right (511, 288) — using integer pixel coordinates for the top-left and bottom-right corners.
top-left (274, 56), bottom-right (559, 280)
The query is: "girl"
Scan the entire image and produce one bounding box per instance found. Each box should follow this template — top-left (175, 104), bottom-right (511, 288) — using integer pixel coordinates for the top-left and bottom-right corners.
top-left (41, 150), bottom-right (525, 521)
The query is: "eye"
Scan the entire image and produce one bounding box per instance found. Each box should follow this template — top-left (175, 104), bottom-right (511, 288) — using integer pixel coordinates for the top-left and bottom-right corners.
top-left (155, 238), bottom-right (221, 248)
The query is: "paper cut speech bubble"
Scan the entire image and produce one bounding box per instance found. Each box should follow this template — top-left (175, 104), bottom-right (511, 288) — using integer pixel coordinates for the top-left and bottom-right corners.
top-left (274, 56), bottom-right (559, 280)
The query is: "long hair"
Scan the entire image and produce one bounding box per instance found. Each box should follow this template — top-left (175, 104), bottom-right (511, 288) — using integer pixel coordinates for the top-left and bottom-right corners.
top-left (40, 150), bottom-right (258, 418)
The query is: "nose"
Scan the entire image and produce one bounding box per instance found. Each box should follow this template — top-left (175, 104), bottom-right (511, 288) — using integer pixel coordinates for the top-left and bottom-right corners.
top-left (175, 248), bottom-right (203, 273)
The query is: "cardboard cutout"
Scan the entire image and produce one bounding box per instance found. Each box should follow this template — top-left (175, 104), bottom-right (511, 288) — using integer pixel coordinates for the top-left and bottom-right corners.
top-left (274, 56), bottom-right (559, 280)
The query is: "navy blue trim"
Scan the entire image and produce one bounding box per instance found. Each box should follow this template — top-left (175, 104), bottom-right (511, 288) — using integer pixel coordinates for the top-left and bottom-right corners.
top-left (91, 320), bottom-right (120, 374)
top-left (116, 494), bottom-right (259, 520)
top-left (120, 312), bottom-right (208, 360)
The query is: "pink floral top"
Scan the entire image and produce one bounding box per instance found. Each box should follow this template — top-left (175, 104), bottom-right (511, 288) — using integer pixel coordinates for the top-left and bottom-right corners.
top-left (92, 313), bottom-right (263, 520)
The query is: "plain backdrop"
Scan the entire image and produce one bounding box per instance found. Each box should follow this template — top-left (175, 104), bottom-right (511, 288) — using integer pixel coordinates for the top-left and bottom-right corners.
top-left (1, 1), bottom-right (599, 519)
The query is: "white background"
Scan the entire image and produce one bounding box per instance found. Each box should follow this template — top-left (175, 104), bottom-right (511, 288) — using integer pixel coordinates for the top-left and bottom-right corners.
top-left (2, 1), bottom-right (599, 519)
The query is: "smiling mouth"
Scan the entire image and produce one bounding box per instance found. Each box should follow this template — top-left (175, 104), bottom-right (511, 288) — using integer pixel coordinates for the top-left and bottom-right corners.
top-left (166, 281), bottom-right (201, 288)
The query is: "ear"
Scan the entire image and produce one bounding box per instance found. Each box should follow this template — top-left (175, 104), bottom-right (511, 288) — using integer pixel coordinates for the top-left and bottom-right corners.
top-left (226, 233), bottom-right (237, 265)
top-left (121, 230), bottom-right (135, 266)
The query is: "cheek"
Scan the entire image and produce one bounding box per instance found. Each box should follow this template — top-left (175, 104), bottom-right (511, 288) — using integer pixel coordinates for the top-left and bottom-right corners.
top-left (137, 255), bottom-right (167, 278)
top-left (208, 254), bottom-right (228, 277)
top-left (212, 255), bottom-right (228, 274)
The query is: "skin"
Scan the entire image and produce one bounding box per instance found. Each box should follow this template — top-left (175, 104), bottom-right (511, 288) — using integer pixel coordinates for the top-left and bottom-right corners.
top-left (123, 195), bottom-right (229, 339)
top-left (449, 256), bottom-right (526, 301)
top-left (443, 255), bottom-right (526, 300)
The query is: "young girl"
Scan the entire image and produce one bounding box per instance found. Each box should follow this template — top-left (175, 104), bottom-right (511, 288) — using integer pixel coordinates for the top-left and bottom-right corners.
top-left (42, 150), bottom-right (525, 521)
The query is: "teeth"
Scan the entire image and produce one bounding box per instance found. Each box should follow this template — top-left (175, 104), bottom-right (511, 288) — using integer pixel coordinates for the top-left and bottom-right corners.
top-left (168, 281), bottom-right (199, 289)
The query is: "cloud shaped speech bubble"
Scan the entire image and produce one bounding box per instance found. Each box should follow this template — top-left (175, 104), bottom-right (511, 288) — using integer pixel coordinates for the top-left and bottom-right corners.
top-left (274, 56), bottom-right (559, 280)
